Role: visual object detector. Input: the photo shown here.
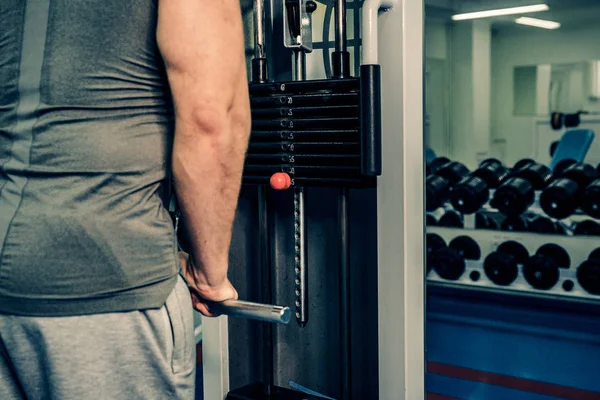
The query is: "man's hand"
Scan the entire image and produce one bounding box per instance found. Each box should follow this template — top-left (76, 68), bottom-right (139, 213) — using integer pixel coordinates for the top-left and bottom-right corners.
top-left (179, 252), bottom-right (238, 317)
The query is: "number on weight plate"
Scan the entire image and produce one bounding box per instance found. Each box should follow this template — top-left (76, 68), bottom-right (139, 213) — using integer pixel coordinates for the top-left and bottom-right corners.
top-left (287, 96), bottom-right (293, 104)
top-left (290, 144), bottom-right (295, 151)
top-left (287, 109), bottom-right (293, 116)
top-left (289, 156), bottom-right (295, 163)
top-left (289, 121), bottom-right (294, 128)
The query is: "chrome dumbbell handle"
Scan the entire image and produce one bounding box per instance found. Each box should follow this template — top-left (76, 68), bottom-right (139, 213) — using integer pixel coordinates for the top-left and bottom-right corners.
top-left (207, 299), bottom-right (291, 325)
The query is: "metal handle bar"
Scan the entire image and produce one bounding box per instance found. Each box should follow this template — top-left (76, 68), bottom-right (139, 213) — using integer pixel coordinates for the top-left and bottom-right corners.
top-left (207, 299), bottom-right (291, 325)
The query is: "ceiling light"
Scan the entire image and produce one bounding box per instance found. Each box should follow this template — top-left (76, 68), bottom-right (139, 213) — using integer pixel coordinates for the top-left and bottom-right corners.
top-left (515, 17), bottom-right (561, 29)
top-left (452, 4), bottom-right (549, 21)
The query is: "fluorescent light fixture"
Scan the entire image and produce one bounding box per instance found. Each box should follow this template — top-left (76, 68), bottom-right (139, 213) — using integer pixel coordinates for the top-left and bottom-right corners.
top-left (452, 4), bottom-right (549, 21)
top-left (515, 16), bottom-right (561, 29)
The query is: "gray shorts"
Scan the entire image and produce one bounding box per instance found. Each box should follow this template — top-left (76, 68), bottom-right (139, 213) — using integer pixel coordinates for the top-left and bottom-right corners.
top-left (0, 275), bottom-right (196, 400)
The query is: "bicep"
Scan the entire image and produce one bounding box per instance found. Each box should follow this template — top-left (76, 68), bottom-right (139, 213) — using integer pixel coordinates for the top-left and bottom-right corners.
top-left (156, 0), bottom-right (247, 124)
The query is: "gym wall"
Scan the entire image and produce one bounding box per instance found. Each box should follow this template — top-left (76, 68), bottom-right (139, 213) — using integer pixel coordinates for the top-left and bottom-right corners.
top-left (492, 11), bottom-right (600, 165)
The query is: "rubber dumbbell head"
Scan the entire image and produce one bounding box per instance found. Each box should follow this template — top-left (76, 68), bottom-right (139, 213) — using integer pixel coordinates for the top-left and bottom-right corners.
top-left (449, 236), bottom-right (481, 260)
top-left (553, 159), bottom-right (577, 178)
top-left (589, 248), bottom-right (600, 261)
top-left (523, 255), bottom-right (560, 290)
top-left (577, 258), bottom-right (600, 295)
top-left (484, 252), bottom-right (518, 286)
top-left (513, 159), bottom-right (535, 171)
top-left (491, 177), bottom-right (535, 216)
top-left (574, 220), bottom-right (600, 237)
top-left (483, 241), bottom-right (529, 286)
top-left (450, 176), bottom-right (489, 214)
top-left (438, 211), bottom-right (464, 228)
top-left (426, 175), bottom-right (452, 211)
top-left (537, 243), bottom-right (570, 268)
top-left (541, 163), bottom-right (598, 219)
top-left (428, 157), bottom-right (451, 175)
top-left (431, 247), bottom-right (466, 281)
top-left (527, 216), bottom-right (559, 234)
top-left (582, 179), bottom-right (600, 219)
top-left (435, 161), bottom-right (470, 185)
top-left (473, 159), bottom-right (510, 188)
top-left (514, 162), bottom-right (553, 190)
top-left (426, 233), bottom-right (446, 273)
top-left (540, 179), bottom-right (580, 219)
top-left (426, 214), bottom-right (438, 226)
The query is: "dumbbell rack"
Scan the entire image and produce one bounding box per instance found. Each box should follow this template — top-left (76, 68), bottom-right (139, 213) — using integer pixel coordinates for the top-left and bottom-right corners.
top-left (429, 190), bottom-right (600, 235)
top-left (427, 227), bottom-right (600, 303)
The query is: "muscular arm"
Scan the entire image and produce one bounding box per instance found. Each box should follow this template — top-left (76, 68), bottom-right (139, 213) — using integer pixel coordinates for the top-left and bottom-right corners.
top-left (157, 0), bottom-right (250, 294)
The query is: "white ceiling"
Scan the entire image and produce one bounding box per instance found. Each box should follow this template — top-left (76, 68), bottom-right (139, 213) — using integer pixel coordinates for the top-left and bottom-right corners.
top-left (425, 0), bottom-right (600, 33)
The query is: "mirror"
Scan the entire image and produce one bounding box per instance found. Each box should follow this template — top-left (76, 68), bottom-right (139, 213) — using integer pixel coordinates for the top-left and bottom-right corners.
top-left (514, 60), bottom-right (600, 116)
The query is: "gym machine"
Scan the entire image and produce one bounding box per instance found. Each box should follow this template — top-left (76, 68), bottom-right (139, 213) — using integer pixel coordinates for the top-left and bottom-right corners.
top-left (199, 1), bottom-right (425, 399)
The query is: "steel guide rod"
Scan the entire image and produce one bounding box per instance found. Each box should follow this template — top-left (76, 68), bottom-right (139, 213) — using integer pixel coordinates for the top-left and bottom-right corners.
top-left (334, 0), bottom-right (351, 396)
top-left (293, 48), bottom-right (309, 328)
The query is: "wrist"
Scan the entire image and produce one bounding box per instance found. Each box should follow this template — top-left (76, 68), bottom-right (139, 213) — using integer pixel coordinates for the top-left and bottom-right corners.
top-left (188, 256), bottom-right (228, 290)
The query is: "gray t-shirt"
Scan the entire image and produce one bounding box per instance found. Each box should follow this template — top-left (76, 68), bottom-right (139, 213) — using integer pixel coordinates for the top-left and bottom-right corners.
top-left (0, 0), bottom-right (180, 316)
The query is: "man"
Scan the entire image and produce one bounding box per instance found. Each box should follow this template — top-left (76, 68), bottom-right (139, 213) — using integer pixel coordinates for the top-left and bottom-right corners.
top-left (0, 0), bottom-right (250, 398)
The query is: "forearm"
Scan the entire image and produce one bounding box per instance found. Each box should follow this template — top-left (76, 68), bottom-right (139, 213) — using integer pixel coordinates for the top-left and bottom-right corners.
top-left (173, 89), bottom-right (250, 288)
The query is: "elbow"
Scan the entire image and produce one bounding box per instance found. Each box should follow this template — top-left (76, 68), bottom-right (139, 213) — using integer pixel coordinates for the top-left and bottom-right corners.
top-left (183, 101), bottom-right (250, 139)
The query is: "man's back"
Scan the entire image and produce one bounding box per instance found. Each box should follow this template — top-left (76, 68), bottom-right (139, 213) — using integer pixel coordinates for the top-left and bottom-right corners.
top-left (0, 0), bottom-right (178, 316)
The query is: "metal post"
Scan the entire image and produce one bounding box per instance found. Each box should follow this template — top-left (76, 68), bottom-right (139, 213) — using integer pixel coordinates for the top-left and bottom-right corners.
top-left (335, 0), bottom-right (347, 53)
top-left (255, 0), bottom-right (266, 58)
top-left (332, 0), bottom-right (350, 78)
top-left (252, 0), bottom-right (268, 83)
top-left (258, 186), bottom-right (274, 395)
top-left (339, 188), bottom-right (351, 400)
top-left (293, 48), bottom-right (308, 328)
top-left (202, 316), bottom-right (230, 400)
top-left (376, 0), bottom-right (425, 398)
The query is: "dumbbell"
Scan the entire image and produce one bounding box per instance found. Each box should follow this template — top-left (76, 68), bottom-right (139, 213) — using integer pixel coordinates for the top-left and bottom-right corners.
top-left (426, 214), bottom-right (438, 226)
top-left (527, 215), bottom-right (564, 235)
top-left (511, 160), bottom-right (553, 190)
top-left (573, 220), bottom-right (600, 236)
top-left (582, 179), bottom-right (600, 219)
top-left (553, 158), bottom-right (577, 178)
top-left (426, 233), bottom-right (446, 274)
top-left (428, 157), bottom-right (450, 174)
top-left (438, 210), bottom-right (464, 228)
top-left (434, 160), bottom-right (471, 184)
top-left (426, 160), bottom-right (470, 211)
top-left (491, 161), bottom-right (552, 216)
top-left (426, 175), bottom-right (452, 212)
top-left (448, 235), bottom-right (481, 261)
top-left (523, 244), bottom-right (569, 290)
top-left (429, 245), bottom-right (465, 281)
top-left (540, 161), bottom-right (598, 219)
top-left (577, 248), bottom-right (600, 295)
top-left (483, 241), bottom-right (529, 286)
top-left (450, 159), bottom-right (509, 214)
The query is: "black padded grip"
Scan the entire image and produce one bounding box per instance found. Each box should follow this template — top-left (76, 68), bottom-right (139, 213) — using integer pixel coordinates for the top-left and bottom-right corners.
top-left (360, 64), bottom-right (382, 176)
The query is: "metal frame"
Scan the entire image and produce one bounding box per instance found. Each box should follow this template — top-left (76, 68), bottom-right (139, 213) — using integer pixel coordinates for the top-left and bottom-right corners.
top-left (377, 0), bottom-right (425, 398)
top-left (202, 0), bottom-right (426, 398)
